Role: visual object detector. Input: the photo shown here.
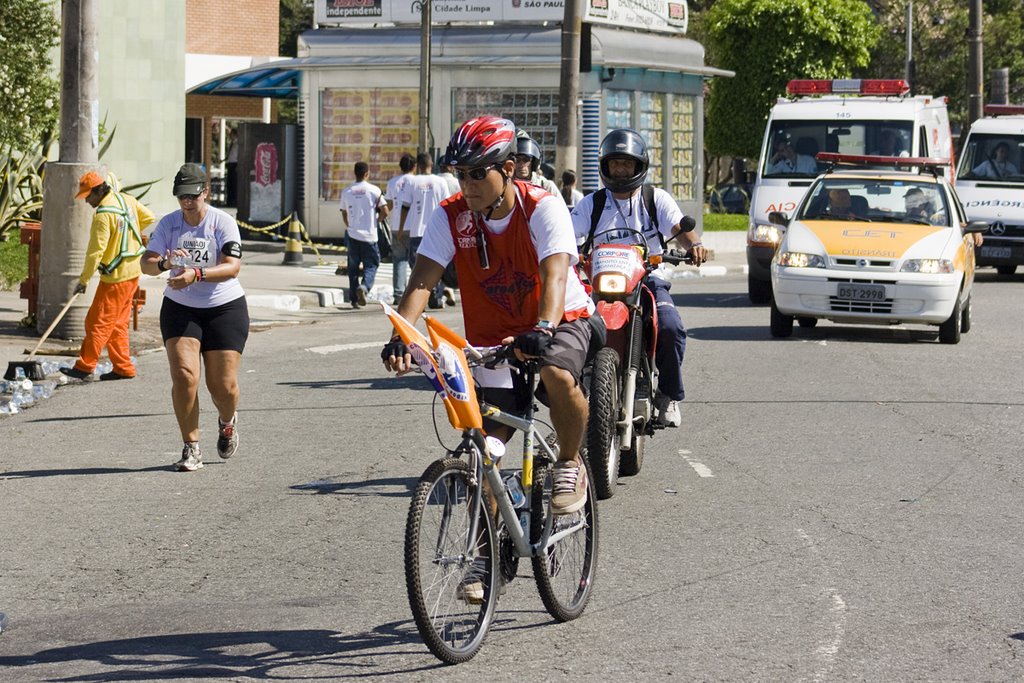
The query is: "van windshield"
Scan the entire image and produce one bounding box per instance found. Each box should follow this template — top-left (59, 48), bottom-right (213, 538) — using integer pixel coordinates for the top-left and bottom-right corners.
top-left (762, 122), bottom-right (914, 178)
top-left (797, 178), bottom-right (951, 227)
top-left (956, 133), bottom-right (1024, 183)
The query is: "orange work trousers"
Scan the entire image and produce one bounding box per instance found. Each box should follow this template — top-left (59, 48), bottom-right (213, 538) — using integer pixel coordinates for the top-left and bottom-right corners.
top-left (74, 278), bottom-right (138, 377)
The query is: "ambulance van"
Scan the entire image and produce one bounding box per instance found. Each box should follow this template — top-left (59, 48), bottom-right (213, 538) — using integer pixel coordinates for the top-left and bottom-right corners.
top-left (746, 79), bottom-right (953, 303)
top-left (955, 104), bottom-right (1024, 275)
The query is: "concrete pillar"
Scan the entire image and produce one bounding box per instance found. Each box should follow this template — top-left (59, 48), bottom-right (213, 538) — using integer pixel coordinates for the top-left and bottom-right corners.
top-left (37, 163), bottom-right (103, 339)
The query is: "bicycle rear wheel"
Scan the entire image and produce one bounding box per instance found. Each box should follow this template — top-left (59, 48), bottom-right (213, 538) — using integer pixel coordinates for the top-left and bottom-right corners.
top-left (531, 451), bottom-right (599, 621)
top-left (405, 458), bottom-right (498, 664)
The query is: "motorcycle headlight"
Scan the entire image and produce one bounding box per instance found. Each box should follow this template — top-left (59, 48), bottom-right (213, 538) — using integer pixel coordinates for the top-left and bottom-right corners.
top-left (776, 252), bottom-right (825, 268)
top-left (900, 259), bottom-right (953, 274)
top-left (747, 222), bottom-right (781, 247)
top-left (594, 273), bottom-right (627, 294)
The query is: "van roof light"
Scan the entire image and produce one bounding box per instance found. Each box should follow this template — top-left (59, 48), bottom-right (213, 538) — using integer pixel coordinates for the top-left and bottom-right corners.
top-left (816, 152), bottom-right (950, 175)
top-left (983, 104), bottom-right (1024, 116)
top-left (786, 79), bottom-right (910, 97)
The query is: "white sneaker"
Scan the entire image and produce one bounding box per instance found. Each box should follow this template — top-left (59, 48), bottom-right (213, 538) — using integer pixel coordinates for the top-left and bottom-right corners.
top-left (175, 443), bottom-right (204, 471)
top-left (656, 393), bottom-right (682, 428)
top-left (217, 413), bottom-right (238, 459)
top-left (443, 287), bottom-right (457, 306)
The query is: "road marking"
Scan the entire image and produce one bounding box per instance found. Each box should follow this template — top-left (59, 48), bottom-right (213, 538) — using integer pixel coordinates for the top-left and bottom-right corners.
top-left (306, 341), bottom-right (382, 355)
top-left (678, 449), bottom-right (715, 477)
top-left (813, 592), bottom-right (848, 682)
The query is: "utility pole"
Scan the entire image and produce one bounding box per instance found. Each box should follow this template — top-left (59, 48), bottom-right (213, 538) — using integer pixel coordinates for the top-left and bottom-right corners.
top-left (37, 0), bottom-right (100, 339)
top-left (418, 0), bottom-right (432, 155)
top-left (967, 0), bottom-right (984, 127)
top-left (555, 0), bottom-right (582, 184)
top-left (904, 1), bottom-right (915, 95)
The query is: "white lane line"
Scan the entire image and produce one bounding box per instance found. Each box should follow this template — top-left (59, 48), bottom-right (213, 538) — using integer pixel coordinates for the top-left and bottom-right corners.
top-left (306, 341), bottom-right (382, 355)
top-left (678, 449), bottom-right (715, 478)
top-left (813, 592), bottom-right (848, 682)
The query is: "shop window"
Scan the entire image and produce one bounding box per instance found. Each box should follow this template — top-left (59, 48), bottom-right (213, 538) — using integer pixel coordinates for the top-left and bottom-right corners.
top-left (671, 96), bottom-right (696, 201)
top-left (319, 88), bottom-right (419, 200)
top-left (454, 88), bottom-right (560, 155)
top-left (636, 92), bottom-right (664, 186)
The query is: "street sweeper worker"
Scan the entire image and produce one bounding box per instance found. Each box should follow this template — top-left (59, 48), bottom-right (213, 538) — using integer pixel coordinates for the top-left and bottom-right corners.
top-left (60, 170), bottom-right (155, 382)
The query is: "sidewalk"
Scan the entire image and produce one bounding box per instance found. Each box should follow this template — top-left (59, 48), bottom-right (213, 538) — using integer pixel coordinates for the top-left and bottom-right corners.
top-left (0, 232), bottom-right (748, 365)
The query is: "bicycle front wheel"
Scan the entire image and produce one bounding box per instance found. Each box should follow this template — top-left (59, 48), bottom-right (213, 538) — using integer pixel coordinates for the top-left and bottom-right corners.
top-left (531, 456), bottom-right (599, 621)
top-left (405, 458), bottom-right (498, 664)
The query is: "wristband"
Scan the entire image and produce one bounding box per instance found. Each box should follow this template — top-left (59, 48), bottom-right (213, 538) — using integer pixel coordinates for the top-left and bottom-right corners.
top-left (199, 267), bottom-right (206, 282)
top-left (158, 258), bottom-right (168, 271)
top-left (192, 267), bottom-right (202, 283)
top-left (690, 242), bottom-right (704, 248)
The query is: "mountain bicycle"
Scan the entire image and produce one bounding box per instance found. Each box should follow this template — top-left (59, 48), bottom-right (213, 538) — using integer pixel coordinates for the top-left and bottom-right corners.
top-left (383, 304), bottom-right (598, 664)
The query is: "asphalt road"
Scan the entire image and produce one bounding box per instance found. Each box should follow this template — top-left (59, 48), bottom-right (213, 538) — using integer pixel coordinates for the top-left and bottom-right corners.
top-left (1, 267), bottom-right (1022, 681)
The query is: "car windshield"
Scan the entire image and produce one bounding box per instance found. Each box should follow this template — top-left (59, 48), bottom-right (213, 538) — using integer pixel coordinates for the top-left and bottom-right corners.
top-left (797, 177), bottom-right (951, 226)
top-left (761, 121), bottom-right (914, 179)
top-left (956, 133), bottom-right (1024, 183)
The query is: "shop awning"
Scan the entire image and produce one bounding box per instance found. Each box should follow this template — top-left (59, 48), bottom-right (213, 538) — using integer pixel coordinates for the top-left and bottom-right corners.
top-left (188, 61), bottom-right (306, 98)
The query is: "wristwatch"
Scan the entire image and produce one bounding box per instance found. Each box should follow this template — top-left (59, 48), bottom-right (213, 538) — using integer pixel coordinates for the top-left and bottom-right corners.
top-left (535, 319), bottom-right (556, 331)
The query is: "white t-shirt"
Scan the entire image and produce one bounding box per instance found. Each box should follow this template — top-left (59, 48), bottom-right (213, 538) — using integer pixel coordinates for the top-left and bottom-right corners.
top-left (437, 171), bottom-right (460, 195)
top-left (340, 180), bottom-right (384, 244)
top-left (398, 174), bottom-right (454, 239)
top-left (148, 206), bottom-right (245, 308)
top-left (385, 172), bottom-right (412, 210)
top-left (418, 191), bottom-right (594, 316)
top-left (570, 187), bottom-right (685, 281)
top-left (567, 188), bottom-right (584, 208)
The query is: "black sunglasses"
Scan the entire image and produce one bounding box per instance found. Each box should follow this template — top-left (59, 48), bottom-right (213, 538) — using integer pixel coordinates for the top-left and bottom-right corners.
top-left (454, 165), bottom-right (498, 182)
top-left (176, 193), bottom-right (201, 201)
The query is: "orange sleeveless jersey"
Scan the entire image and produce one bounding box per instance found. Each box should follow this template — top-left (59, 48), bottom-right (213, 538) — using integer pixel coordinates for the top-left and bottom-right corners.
top-left (441, 181), bottom-right (587, 346)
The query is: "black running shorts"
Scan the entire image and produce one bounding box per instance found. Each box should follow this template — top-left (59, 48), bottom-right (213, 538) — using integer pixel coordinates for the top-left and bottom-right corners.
top-left (160, 295), bottom-right (250, 353)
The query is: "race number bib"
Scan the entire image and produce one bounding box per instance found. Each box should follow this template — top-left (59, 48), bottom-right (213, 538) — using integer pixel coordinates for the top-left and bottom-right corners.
top-left (176, 237), bottom-right (213, 267)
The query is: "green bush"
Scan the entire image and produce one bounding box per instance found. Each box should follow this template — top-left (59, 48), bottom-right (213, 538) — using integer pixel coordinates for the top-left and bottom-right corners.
top-left (0, 228), bottom-right (28, 291)
top-left (703, 213), bottom-right (748, 231)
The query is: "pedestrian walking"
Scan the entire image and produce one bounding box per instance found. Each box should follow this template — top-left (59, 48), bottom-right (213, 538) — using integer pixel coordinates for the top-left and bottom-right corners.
top-left (60, 170), bottom-right (156, 382)
top-left (385, 153), bottom-right (415, 303)
top-left (141, 163), bottom-right (249, 472)
top-left (341, 161), bottom-right (388, 307)
top-left (396, 152), bottom-right (454, 309)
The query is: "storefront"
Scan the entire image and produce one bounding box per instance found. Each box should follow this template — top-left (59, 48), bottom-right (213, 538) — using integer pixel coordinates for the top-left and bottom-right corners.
top-left (293, 1), bottom-right (731, 238)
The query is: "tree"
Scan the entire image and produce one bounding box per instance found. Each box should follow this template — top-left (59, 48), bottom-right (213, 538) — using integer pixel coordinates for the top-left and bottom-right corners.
top-left (867, 0), bottom-right (1024, 131)
top-left (280, 0), bottom-right (314, 57)
top-left (0, 0), bottom-right (59, 149)
top-left (703, 0), bottom-right (881, 159)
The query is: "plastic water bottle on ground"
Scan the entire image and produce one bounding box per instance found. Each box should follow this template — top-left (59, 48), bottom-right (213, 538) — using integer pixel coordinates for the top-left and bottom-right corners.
top-left (98, 360), bottom-right (113, 375)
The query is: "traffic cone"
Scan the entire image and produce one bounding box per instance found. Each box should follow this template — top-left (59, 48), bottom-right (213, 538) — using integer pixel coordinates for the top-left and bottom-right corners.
top-left (282, 213), bottom-right (304, 266)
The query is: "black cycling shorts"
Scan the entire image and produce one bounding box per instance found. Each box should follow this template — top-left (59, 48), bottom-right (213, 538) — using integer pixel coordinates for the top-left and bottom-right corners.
top-left (479, 316), bottom-right (604, 433)
top-left (160, 295), bottom-right (250, 353)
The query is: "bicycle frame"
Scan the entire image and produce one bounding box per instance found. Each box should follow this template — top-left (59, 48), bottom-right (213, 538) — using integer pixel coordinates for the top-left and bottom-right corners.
top-left (382, 303), bottom-right (585, 561)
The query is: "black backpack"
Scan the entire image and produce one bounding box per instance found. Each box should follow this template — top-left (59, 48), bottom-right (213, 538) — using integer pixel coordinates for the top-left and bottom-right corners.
top-left (581, 184), bottom-right (663, 255)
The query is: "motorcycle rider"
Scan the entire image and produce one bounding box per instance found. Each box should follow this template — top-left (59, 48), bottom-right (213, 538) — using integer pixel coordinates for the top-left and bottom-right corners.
top-left (570, 128), bottom-right (707, 427)
top-left (514, 129), bottom-right (565, 204)
top-left (382, 116), bottom-right (598, 516)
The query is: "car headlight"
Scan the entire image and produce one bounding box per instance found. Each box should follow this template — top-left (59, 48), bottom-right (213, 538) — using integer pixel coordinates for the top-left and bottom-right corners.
top-left (747, 222), bottom-right (781, 247)
top-left (901, 259), bottom-right (954, 274)
top-left (776, 252), bottom-right (825, 268)
top-left (594, 273), bottom-right (627, 294)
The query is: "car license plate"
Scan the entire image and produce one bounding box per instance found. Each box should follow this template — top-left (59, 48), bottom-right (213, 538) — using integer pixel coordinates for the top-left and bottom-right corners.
top-left (980, 246), bottom-right (1012, 259)
top-left (837, 283), bottom-right (886, 301)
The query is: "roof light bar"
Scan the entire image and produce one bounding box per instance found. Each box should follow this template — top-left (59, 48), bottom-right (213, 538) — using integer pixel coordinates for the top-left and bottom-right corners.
top-left (983, 104), bottom-right (1024, 116)
top-left (786, 79), bottom-right (910, 97)
top-left (816, 152), bottom-right (950, 168)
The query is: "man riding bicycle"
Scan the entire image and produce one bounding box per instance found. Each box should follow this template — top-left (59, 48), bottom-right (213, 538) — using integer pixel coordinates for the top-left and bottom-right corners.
top-left (382, 116), bottom-right (600, 515)
top-left (570, 128), bottom-right (708, 428)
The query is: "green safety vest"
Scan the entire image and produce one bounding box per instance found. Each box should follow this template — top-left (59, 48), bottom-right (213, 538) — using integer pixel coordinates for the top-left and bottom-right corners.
top-left (95, 192), bottom-right (145, 275)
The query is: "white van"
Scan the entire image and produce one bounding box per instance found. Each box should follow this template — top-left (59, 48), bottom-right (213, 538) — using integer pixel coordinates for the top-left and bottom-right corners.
top-left (746, 79), bottom-right (953, 303)
top-left (955, 104), bottom-right (1024, 275)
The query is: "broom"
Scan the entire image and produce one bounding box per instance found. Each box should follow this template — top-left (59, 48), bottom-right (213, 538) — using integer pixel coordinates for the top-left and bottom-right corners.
top-left (4, 292), bottom-right (81, 381)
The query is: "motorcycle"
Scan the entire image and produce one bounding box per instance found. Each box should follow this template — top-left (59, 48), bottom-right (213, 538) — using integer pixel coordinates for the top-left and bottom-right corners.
top-left (580, 221), bottom-right (694, 499)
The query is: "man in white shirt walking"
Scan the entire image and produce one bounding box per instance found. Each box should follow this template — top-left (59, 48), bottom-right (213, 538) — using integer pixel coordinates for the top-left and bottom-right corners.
top-left (385, 153), bottom-right (415, 302)
top-left (397, 152), bottom-right (454, 308)
top-left (341, 161), bottom-right (388, 308)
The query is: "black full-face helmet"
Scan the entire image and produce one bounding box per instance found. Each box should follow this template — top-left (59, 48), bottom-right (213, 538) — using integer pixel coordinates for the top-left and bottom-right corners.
top-left (515, 129), bottom-right (542, 175)
top-left (599, 128), bottom-right (649, 193)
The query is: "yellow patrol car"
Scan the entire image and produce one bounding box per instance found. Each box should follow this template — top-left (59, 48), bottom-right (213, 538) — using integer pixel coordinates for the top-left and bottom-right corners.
top-left (769, 154), bottom-right (988, 343)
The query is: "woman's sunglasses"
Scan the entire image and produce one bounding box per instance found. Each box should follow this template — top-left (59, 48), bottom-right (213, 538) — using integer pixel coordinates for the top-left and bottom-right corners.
top-left (454, 165), bottom-right (498, 182)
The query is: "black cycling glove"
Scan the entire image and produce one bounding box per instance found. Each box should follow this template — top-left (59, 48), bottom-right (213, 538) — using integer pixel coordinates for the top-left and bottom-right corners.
top-left (513, 328), bottom-right (554, 357)
top-left (381, 336), bottom-right (409, 364)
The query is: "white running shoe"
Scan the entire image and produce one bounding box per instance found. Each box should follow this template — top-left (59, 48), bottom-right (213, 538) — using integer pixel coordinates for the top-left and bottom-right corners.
top-left (217, 413), bottom-right (238, 459)
top-left (176, 443), bottom-right (203, 471)
top-left (655, 392), bottom-right (682, 428)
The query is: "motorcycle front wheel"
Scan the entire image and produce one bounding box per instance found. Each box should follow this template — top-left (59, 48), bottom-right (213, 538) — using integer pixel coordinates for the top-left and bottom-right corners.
top-left (586, 347), bottom-right (621, 499)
